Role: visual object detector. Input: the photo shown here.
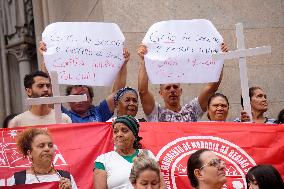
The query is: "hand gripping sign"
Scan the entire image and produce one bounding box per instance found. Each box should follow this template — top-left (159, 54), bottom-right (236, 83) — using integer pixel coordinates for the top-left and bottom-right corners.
top-left (142, 19), bottom-right (224, 84)
top-left (42, 22), bottom-right (125, 86)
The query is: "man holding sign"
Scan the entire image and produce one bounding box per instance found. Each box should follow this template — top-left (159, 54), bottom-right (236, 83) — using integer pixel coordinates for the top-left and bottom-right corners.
top-left (137, 20), bottom-right (228, 122)
top-left (39, 22), bottom-right (130, 123)
top-left (39, 42), bottom-right (130, 123)
top-left (9, 71), bottom-right (72, 127)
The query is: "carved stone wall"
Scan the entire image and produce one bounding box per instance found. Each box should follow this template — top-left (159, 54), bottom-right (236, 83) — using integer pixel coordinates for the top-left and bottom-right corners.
top-left (0, 0), bottom-right (37, 126)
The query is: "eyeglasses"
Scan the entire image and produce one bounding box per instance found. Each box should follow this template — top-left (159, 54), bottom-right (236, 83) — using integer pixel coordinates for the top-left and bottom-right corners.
top-left (248, 178), bottom-right (258, 187)
top-left (199, 158), bottom-right (226, 170)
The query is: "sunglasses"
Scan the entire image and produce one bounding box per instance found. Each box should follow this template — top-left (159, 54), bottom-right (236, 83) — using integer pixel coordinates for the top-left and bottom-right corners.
top-left (199, 158), bottom-right (226, 170)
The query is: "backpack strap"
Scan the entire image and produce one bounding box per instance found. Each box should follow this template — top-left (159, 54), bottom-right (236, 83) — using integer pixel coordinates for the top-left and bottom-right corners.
top-left (14, 170), bottom-right (26, 185)
top-left (57, 170), bottom-right (71, 181)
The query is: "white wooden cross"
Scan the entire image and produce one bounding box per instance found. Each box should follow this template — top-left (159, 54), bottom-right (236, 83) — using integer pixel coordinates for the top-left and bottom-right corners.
top-left (212, 23), bottom-right (271, 120)
top-left (25, 71), bottom-right (87, 123)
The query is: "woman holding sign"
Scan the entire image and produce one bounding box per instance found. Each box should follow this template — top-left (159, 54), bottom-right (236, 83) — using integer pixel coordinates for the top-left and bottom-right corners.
top-left (94, 115), bottom-right (165, 189)
top-left (7, 128), bottom-right (77, 188)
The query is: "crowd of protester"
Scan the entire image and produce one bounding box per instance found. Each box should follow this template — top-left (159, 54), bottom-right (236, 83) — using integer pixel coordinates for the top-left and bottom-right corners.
top-left (1, 34), bottom-right (283, 189)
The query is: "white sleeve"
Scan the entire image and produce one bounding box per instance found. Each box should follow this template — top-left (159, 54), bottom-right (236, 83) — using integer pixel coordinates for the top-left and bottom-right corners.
top-left (145, 103), bottom-right (159, 122)
top-left (70, 174), bottom-right (78, 189)
top-left (6, 175), bottom-right (16, 186)
top-left (8, 117), bottom-right (18, 128)
top-left (62, 113), bottom-right (72, 123)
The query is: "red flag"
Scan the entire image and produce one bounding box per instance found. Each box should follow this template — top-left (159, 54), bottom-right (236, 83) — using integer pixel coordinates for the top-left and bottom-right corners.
top-left (0, 123), bottom-right (113, 189)
top-left (139, 122), bottom-right (284, 189)
top-left (0, 122), bottom-right (283, 189)
top-left (0, 181), bottom-right (59, 189)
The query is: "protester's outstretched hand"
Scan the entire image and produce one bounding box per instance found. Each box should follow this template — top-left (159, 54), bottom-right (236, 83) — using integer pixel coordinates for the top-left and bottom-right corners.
top-left (123, 48), bottom-right (130, 64)
top-left (59, 177), bottom-right (72, 189)
top-left (137, 44), bottom-right (147, 60)
top-left (39, 41), bottom-right (47, 55)
top-left (221, 42), bottom-right (229, 52)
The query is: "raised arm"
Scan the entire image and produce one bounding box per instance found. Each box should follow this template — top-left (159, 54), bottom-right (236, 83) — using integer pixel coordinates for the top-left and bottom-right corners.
top-left (137, 44), bottom-right (155, 115)
top-left (38, 41), bottom-right (48, 73)
top-left (198, 43), bottom-right (228, 112)
top-left (111, 48), bottom-right (129, 93)
top-left (106, 47), bottom-right (130, 112)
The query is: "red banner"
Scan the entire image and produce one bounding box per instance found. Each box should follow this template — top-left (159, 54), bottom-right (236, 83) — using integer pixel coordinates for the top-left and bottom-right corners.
top-left (139, 122), bottom-right (284, 189)
top-left (0, 123), bottom-right (114, 189)
top-left (0, 122), bottom-right (283, 189)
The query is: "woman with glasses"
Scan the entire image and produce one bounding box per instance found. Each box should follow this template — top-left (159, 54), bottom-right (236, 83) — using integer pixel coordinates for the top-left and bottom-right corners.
top-left (7, 128), bottom-right (77, 188)
top-left (187, 149), bottom-right (227, 189)
top-left (246, 165), bottom-right (283, 189)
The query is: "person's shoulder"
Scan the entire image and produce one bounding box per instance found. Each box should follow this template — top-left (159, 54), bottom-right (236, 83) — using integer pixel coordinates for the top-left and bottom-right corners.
top-left (96, 151), bottom-right (116, 161)
top-left (184, 97), bottom-right (199, 107)
top-left (62, 113), bottom-right (72, 123)
top-left (138, 149), bottom-right (156, 160)
top-left (8, 112), bottom-right (28, 128)
top-left (265, 117), bottom-right (276, 124)
top-left (15, 111), bottom-right (31, 117)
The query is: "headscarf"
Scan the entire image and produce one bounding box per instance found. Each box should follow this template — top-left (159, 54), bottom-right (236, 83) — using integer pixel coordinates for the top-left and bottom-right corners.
top-left (113, 115), bottom-right (142, 149)
top-left (114, 87), bottom-right (138, 104)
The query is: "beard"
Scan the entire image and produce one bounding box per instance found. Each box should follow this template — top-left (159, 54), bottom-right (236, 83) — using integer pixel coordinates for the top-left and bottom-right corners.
top-left (30, 92), bottom-right (51, 98)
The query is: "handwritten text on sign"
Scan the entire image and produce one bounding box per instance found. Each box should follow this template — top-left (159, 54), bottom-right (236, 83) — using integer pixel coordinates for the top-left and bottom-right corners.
top-left (142, 19), bottom-right (224, 84)
top-left (42, 22), bottom-right (125, 86)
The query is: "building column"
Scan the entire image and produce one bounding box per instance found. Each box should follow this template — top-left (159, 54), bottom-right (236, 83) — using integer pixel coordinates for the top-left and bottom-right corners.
top-left (7, 44), bottom-right (35, 111)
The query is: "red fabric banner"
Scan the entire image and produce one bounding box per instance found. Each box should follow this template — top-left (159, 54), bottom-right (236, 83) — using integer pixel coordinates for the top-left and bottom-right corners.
top-left (139, 122), bottom-right (284, 189)
top-left (0, 122), bottom-right (283, 189)
top-left (0, 123), bottom-right (114, 189)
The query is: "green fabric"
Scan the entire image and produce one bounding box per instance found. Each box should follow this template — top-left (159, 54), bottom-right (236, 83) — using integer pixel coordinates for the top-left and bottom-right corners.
top-left (95, 162), bottom-right (105, 170)
top-left (113, 115), bottom-right (139, 137)
top-left (121, 149), bottom-right (139, 163)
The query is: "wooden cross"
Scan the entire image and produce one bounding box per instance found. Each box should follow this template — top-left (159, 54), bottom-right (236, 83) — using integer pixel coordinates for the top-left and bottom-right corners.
top-left (212, 23), bottom-right (271, 120)
top-left (25, 71), bottom-right (87, 123)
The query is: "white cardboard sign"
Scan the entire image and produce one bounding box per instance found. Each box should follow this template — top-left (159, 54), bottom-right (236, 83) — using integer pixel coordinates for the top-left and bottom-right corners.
top-left (142, 19), bottom-right (223, 84)
top-left (42, 22), bottom-right (125, 86)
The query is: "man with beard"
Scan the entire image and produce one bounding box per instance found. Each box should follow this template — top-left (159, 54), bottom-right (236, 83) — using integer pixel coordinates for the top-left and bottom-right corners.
top-left (9, 71), bottom-right (71, 128)
top-left (137, 44), bottom-right (228, 122)
top-left (187, 149), bottom-right (227, 189)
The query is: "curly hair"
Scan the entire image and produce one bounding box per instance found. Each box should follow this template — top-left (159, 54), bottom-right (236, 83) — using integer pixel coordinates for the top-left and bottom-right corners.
top-left (129, 150), bottom-right (160, 184)
top-left (17, 128), bottom-right (51, 158)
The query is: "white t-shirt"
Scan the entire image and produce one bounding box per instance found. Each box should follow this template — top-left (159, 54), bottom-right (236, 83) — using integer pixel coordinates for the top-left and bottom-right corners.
top-left (7, 173), bottom-right (77, 189)
top-left (95, 149), bottom-right (155, 189)
top-left (146, 97), bottom-right (204, 122)
top-left (9, 109), bottom-right (72, 128)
